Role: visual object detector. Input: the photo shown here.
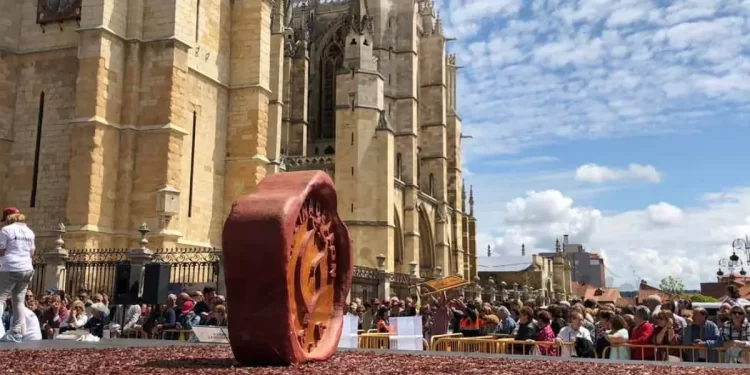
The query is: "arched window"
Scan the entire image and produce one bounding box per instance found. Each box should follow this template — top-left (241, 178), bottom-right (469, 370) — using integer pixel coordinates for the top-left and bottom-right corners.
top-left (395, 153), bottom-right (402, 179)
top-left (318, 29), bottom-right (344, 140)
top-left (428, 173), bottom-right (435, 196)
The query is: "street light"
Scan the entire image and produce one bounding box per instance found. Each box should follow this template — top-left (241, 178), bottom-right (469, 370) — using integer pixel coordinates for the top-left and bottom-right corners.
top-left (718, 240), bottom-right (747, 280)
top-left (733, 236), bottom-right (750, 263)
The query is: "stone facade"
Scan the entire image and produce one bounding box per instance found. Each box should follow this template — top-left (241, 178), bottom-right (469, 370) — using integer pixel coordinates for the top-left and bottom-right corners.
top-left (0, 0), bottom-right (477, 286)
top-left (478, 252), bottom-right (574, 303)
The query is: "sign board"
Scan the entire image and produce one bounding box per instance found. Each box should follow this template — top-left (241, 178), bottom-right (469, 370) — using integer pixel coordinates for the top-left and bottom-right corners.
top-left (192, 326), bottom-right (230, 343)
top-left (417, 275), bottom-right (471, 297)
top-left (388, 316), bottom-right (423, 351)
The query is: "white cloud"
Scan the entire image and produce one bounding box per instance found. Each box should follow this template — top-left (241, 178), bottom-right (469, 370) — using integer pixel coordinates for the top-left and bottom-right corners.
top-left (575, 163), bottom-right (662, 184)
top-left (647, 202), bottom-right (684, 225)
top-left (494, 190), bottom-right (601, 256)
top-left (438, 0), bottom-right (750, 159)
top-left (481, 187), bottom-right (750, 289)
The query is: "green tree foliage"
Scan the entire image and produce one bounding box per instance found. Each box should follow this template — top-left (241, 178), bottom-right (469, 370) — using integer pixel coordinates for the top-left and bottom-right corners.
top-left (687, 294), bottom-right (719, 303)
top-left (659, 276), bottom-right (685, 297)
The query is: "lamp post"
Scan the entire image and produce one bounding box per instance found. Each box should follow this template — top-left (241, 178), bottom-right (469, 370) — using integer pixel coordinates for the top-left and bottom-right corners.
top-left (732, 236), bottom-right (750, 263)
top-left (717, 244), bottom-right (746, 281)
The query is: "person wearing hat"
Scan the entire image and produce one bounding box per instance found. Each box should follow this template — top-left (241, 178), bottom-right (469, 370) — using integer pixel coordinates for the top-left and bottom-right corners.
top-left (0, 207), bottom-right (36, 342)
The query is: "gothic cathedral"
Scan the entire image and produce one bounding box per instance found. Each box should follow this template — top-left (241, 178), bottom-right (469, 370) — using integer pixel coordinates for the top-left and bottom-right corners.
top-left (0, 0), bottom-right (478, 296)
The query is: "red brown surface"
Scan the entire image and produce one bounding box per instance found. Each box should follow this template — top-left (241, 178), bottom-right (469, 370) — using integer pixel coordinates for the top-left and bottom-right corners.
top-left (0, 346), bottom-right (746, 375)
top-left (222, 171), bottom-right (353, 366)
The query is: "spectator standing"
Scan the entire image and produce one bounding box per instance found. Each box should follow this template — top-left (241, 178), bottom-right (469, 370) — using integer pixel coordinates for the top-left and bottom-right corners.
top-left (629, 306), bottom-right (654, 360)
top-left (720, 306), bottom-right (750, 363)
top-left (683, 307), bottom-right (722, 363)
top-left (0, 207), bottom-right (36, 342)
top-left (555, 312), bottom-right (592, 358)
top-left (495, 306), bottom-right (516, 335)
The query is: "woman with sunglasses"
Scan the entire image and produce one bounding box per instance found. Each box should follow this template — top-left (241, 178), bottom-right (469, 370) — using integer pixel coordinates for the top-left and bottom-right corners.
top-left (720, 306), bottom-right (750, 363)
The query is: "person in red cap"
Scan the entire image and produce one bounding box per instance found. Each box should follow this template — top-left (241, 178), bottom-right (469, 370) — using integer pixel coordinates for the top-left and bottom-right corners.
top-left (0, 207), bottom-right (37, 342)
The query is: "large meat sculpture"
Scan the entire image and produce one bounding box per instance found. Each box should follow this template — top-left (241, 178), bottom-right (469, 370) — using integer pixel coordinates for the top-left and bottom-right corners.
top-left (222, 171), bottom-right (354, 366)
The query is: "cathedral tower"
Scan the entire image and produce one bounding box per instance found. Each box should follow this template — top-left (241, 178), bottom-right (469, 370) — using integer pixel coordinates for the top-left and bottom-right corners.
top-left (334, 0), bottom-right (396, 270)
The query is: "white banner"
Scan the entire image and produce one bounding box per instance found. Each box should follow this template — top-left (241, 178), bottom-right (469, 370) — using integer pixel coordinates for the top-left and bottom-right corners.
top-left (337, 314), bottom-right (360, 349)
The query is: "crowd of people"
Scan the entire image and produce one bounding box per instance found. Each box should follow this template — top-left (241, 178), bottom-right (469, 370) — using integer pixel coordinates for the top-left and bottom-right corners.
top-left (0, 286), bottom-right (229, 341)
top-left (0, 207), bottom-right (229, 342)
top-left (2, 206), bottom-right (750, 365)
top-left (348, 284), bottom-right (750, 364)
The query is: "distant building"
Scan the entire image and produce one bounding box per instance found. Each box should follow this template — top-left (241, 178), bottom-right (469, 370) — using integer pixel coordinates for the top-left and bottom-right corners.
top-left (701, 275), bottom-right (750, 299)
top-left (478, 243), bottom-right (573, 302)
top-left (570, 282), bottom-right (622, 305)
top-left (637, 280), bottom-right (666, 304)
top-left (538, 235), bottom-right (607, 288)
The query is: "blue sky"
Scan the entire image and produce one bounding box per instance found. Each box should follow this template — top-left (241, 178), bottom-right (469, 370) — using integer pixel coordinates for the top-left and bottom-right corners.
top-left (435, 0), bottom-right (750, 289)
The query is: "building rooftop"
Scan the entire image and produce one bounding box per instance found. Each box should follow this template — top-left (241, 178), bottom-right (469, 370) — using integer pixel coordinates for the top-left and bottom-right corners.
top-left (477, 255), bottom-right (532, 273)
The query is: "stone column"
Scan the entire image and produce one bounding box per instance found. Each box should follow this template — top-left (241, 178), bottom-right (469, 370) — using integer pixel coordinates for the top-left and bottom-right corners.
top-left (288, 34), bottom-right (309, 156)
top-left (266, 4), bottom-right (285, 175)
top-left (225, 0), bottom-right (275, 215)
top-left (409, 261), bottom-right (422, 305)
top-left (42, 224), bottom-right (69, 291)
top-left (376, 254), bottom-right (391, 299)
top-left (487, 277), bottom-right (497, 302)
top-left (0, 52), bottom-right (17, 212)
top-left (126, 223), bottom-right (154, 297)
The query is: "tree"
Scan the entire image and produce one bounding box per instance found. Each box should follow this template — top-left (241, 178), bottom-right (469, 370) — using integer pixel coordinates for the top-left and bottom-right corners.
top-left (659, 276), bottom-right (685, 297)
top-left (687, 294), bottom-right (719, 303)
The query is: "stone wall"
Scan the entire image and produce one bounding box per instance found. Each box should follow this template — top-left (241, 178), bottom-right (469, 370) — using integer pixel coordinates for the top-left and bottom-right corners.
top-left (6, 49), bottom-right (78, 232)
top-left (180, 73), bottom-right (229, 246)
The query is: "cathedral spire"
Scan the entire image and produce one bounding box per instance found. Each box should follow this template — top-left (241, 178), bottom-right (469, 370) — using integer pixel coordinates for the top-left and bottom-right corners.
top-left (434, 12), bottom-right (444, 35)
top-left (347, 0), bottom-right (373, 35)
top-left (469, 185), bottom-right (474, 216)
top-left (461, 179), bottom-right (467, 211)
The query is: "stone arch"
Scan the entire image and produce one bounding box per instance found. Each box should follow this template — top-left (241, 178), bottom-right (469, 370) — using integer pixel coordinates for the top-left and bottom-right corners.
top-left (418, 205), bottom-right (435, 270)
top-left (394, 208), bottom-right (404, 269)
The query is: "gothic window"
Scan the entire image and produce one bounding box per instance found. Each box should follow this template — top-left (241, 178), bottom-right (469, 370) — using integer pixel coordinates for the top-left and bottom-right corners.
top-left (428, 173), bottom-right (435, 196)
top-left (416, 147), bottom-right (422, 182)
top-left (395, 153), bottom-right (402, 179)
top-left (318, 29), bottom-right (345, 140)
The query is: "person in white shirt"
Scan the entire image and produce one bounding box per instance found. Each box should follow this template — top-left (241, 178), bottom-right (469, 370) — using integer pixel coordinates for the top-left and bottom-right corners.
top-left (21, 306), bottom-right (41, 341)
top-left (555, 312), bottom-right (592, 357)
top-left (121, 303), bottom-right (143, 336)
top-left (0, 306), bottom-right (41, 341)
top-left (0, 207), bottom-right (36, 342)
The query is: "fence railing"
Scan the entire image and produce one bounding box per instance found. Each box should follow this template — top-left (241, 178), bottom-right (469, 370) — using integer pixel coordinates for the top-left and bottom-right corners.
top-left (31, 255), bottom-right (46, 295)
top-left (425, 334), bottom-right (750, 363)
top-left (30, 247), bottom-right (221, 297)
top-left (64, 248), bottom-right (129, 297)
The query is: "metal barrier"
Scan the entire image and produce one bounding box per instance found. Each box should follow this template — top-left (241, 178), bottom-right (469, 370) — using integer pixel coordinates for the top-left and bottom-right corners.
top-left (431, 335), bottom-right (581, 357)
top-left (430, 333), bottom-right (463, 351)
top-left (358, 333), bottom-right (391, 349)
top-left (603, 344), bottom-right (750, 364)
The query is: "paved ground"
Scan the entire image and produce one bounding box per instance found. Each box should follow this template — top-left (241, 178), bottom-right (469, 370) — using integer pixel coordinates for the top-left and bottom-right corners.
top-left (0, 340), bottom-right (745, 369)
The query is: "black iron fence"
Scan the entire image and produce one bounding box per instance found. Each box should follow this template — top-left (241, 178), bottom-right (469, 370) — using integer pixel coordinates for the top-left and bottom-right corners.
top-left (153, 247), bottom-right (221, 290)
top-left (65, 248), bottom-right (129, 297)
top-left (352, 266), bottom-right (379, 303)
top-left (30, 247), bottom-right (221, 298)
top-left (31, 254), bottom-right (46, 296)
top-left (391, 273), bottom-right (413, 299)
